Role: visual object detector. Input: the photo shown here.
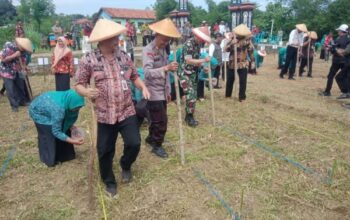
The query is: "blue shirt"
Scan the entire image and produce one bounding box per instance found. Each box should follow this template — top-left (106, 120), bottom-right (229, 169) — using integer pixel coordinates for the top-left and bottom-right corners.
top-left (29, 93), bottom-right (68, 141)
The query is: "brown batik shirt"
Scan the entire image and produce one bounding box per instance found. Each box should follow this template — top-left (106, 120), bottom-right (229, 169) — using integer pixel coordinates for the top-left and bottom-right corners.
top-left (75, 48), bottom-right (139, 124)
top-left (226, 38), bottom-right (255, 70)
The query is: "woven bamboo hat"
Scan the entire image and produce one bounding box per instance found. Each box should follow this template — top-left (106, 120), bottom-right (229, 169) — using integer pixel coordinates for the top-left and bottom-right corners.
top-left (296, 24), bottom-right (308, 32)
top-left (192, 26), bottom-right (211, 43)
top-left (309, 31), bottom-right (318, 40)
top-left (233, 24), bottom-right (251, 37)
top-left (15, 38), bottom-right (33, 53)
top-left (149, 18), bottom-right (181, 38)
top-left (89, 19), bottom-right (127, 43)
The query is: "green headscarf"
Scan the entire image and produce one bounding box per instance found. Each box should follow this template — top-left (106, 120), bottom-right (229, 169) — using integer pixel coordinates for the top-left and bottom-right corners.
top-left (48, 89), bottom-right (85, 132)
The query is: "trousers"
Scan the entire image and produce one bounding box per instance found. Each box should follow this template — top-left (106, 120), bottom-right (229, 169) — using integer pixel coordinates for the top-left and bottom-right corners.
top-left (97, 115), bottom-right (141, 187)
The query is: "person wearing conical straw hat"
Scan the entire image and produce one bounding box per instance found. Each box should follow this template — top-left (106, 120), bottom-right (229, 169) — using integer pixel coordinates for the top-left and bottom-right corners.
top-left (279, 23), bottom-right (308, 80)
top-left (179, 25), bottom-right (211, 127)
top-left (225, 24), bottom-right (255, 102)
top-left (143, 18), bottom-right (181, 159)
top-left (75, 18), bottom-right (150, 197)
top-left (299, 31), bottom-right (318, 78)
top-left (0, 38), bottom-right (33, 112)
top-left (319, 24), bottom-right (350, 97)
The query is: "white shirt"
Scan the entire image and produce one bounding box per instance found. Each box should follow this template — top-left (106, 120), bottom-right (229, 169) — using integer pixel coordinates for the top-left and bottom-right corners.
top-left (209, 43), bottom-right (215, 57)
top-left (219, 25), bottom-right (226, 35)
top-left (288, 29), bottom-right (304, 47)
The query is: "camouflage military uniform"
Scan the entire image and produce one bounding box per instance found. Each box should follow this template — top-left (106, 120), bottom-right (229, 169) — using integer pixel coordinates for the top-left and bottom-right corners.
top-left (179, 38), bottom-right (201, 114)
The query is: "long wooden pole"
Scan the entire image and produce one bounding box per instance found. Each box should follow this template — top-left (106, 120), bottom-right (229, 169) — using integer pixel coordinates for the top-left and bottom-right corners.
top-left (172, 45), bottom-right (185, 165)
top-left (207, 58), bottom-right (216, 125)
top-left (233, 32), bottom-right (238, 99)
top-left (296, 46), bottom-right (301, 79)
top-left (224, 61), bottom-right (227, 86)
top-left (307, 40), bottom-right (311, 75)
top-left (88, 82), bottom-right (97, 208)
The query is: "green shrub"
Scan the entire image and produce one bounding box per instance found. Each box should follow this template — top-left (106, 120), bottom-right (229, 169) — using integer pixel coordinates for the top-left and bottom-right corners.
top-left (0, 25), bottom-right (15, 47)
top-left (24, 25), bottom-right (42, 51)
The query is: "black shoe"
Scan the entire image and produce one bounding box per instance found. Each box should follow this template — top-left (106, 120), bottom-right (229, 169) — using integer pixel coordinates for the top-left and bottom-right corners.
top-left (319, 91), bottom-right (331, 97)
top-left (145, 136), bottom-right (153, 146)
top-left (213, 85), bottom-right (222, 89)
top-left (279, 74), bottom-right (284, 79)
top-left (106, 185), bottom-right (117, 197)
top-left (151, 146), bottom-right (168, 159)
top-left (307, 75), bottom-right (312, 78)
top-left (288, 77), bottom-right (296, 80)
top-left (121, 170), bottom-right (132, 183)
top-left (20, 102), bottom-right (30, 107)
top-left (342, 103), bottom-right (350, 109)
top-left (185, 114), bottom-right (199, 127)
top-left (337, 93), bottom-right (350, 99)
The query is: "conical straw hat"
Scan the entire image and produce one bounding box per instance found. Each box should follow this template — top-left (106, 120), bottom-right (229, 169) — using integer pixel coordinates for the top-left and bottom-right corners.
top-left (192, 26), bottom-right (211, 43)
top-left (149, 18), bottom-right (181, 38)
top-left (233, 24), bottom-right (251, 37)
top-left (296, 24), bottom-right (308, 32)
top-left (15, 38), bottom-right (33, 53)
top-left (89, 19), bottom-right (127, 43)
top-left (309, 31), bottom-right (318, 40)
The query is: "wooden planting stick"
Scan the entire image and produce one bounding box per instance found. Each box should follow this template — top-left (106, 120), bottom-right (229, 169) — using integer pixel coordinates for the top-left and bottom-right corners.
top-left (172, 44), bottom-right (185, 165)
top-left (207, 58), bottom-right (216, 125)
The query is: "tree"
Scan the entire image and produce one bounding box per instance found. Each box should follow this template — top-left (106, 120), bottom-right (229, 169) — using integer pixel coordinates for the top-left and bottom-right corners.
top-left (153, 0), bottom-right (177, 20)
top-left (0, 0), bottom-right (17, 26)
top-left (30, 0), bottom-right (55, 32)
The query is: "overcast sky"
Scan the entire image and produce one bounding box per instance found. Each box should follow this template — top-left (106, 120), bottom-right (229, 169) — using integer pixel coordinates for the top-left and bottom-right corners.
top-left (13, 0), bottom-right (268, 16)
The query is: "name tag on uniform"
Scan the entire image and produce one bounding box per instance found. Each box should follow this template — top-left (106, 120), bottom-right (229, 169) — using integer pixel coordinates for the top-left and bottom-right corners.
top-left (121, 80), bottom-right (128, 91)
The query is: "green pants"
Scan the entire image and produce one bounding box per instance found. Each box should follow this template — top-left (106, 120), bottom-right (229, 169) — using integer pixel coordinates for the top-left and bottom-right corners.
top-left (179, 73), bottom-right (197, 114)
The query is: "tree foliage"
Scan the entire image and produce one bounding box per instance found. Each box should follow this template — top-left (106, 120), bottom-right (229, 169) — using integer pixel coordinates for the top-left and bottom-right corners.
top-left (0, 0), bottom-right (17, 26)
top-left (153, 0), bottom-right (177, 20)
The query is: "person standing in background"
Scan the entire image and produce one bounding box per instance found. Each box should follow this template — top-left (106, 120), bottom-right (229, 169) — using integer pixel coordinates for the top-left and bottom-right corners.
top-left (15, 20), bottom-right (25, 38)
top-left (51, 37), bottom-right (74, 91)
top-left (279, 24), bottom-right (308, 80)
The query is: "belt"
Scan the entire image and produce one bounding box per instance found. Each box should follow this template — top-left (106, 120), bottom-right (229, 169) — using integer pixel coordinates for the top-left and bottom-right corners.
top-left (289, 45), bottom-right (299, 48)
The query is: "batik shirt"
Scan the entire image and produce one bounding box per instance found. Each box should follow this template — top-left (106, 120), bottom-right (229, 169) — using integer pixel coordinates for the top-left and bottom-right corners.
top-left (180, 38), bottom-right (201, 75)
top-left (301, 37), bottom-right (315, 58)
top-left (52, 52), bottom-right (74, 75)
top-left (0, 42), bottom-right (25, 79)
top-left (75, 49), bottom-right (139, 125)
top-left (226, 38), bottom-right (255, 70)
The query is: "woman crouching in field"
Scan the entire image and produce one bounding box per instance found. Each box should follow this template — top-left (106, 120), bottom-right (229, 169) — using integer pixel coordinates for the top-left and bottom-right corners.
top-left (29, 89), bottom-right (85, 167)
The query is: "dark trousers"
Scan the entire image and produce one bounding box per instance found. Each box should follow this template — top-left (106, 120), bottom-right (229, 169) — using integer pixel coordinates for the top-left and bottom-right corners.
top-left (336, 64), bottom-right (350, 93)
top-left (3, 73), bottom-right (26, 108)
top-left (214, 65), bottom-right (221, 86)
top-left (147, 101), bottom-right (167, 146)
top-left (280, 46), bottom-right (298, 78)
top-left (55, 74), bottom-right (70, 91)
top-left (0, 82), bottom-right (5, 94)
top-left (299, 57), bottom-right (314, 76)
top-left (197, 80), bottom-right (205, 99)
top-left (171, 81), bottom-right (184, 101)
top-left (325, 63), bottom-right (344, 93)
top-left (226, 68), bottom-right (248, 100)
top-left (73, 37), bottom-right (81, 50)
top-left (142, 35), bottom-right (151, 46)
top-left (35, 123), bottom-right (75, 167)
top-left (97, 116), bottom-right (141, 187)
